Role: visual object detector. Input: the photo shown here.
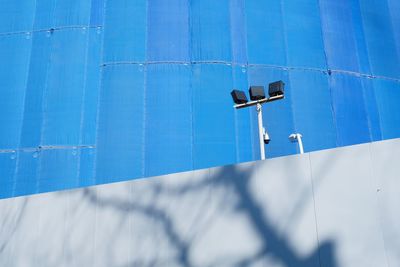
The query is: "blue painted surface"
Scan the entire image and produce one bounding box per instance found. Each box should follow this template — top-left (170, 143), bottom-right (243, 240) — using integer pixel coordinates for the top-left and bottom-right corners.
top-left (0, 0), bottom-right (399, 198)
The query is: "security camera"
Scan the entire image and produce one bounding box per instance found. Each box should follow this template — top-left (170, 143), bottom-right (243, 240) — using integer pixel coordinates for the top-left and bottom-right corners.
top-left (289, 133), bottom-right (304, 154)
top-left (289, 133), bottom-right (298, 142)
top-left (289, 133), bottom-right (302, 142)
top-left (263, 130), bottom-right (270, 144)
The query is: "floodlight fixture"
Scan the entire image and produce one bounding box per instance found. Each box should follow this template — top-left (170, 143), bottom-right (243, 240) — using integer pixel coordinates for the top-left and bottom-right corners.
top-left (249, 86), bottom-right (266, 101)
top-left (289, 133), bottom-right (304, 154)
top-left (268, 80), bottom-right (285, 97)
top-left (231, 89), bottom-right (248, 104)
top-left (231, 82), bottom-right (285, 160)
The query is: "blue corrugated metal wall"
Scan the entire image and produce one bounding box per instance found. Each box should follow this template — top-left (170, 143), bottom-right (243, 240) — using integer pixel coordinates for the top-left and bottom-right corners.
top-left (0, 0), bottom-right (399, 198)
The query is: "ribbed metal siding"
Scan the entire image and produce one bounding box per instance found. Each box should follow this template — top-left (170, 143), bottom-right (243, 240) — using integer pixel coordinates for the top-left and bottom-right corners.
top-left (0, 0), bottom-right (399, 198)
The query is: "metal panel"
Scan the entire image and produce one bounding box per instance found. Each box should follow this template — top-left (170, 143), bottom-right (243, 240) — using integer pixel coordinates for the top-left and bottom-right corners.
top-left (52, 0), bottom-right (92, 28)
top-left (372, 79), bottom-right (400, 139)
top-left (95, 64), bottom-right (145, 183)
top-left (0, 0), bottom-right (400, 198)
top-left (147, 0), bottom-right (190, 62)
top-left (387, 0), bottom-right (400, 63)
top-left (283, 0), bottom-right (326, 69)
top-left (245, 0), bottom-right (286, 65)
top-left (35, 193), bottom-right (69, 266)
top-left (192, 64), bottom-right (236, 169)
top-left (0, 0), bottom-right (35, 33)
top-left (319, 0), bottom-right (360, 72)
top-left (92, 182), bottom-right (134, 267)
top-left (78, 147), bottom-right (96, 187)
top-left (329, 73), bottom-right (370, 146)
top-left (102, 0), bottom-right (147, 63)
top-left (358, 0), bottom-right (400, 78)
top-left (310, 143), bottom-right (387, 267)
top-left (38, 148), bottom-right (79, 194)
top-left (229, 0), bottom-right (248, 64)
top-left (1, 139), bottom-right (400, 266)
top-left (0, 34), bottom-right (31, 149)
top-left (144, 64), bottom-right (193, 177)
top-left (65, 189), bottom-right (97, 266)
top-left (14, 150), bottom-right (40, 197)
top-left (249, 155), bottom-right (320, 267)
top-left (370, 139), bottom-right (400, 267)
top-left (32, 0), bottom-right (57, 30)
top-left (190, 0), bottom-right (232, 61)
top-left (0, 152), bottom-right (17, 198)
top-left (193, 162), bottom-right (267, 267)
top-left (41, 28), bottom-right (88, 146)
top-left (349, 0), bottom-right (372, 75)
top-left (89, 0), bottom-right (105, 26)
top-left (80, 28), bottom-right (102, 145)
top-left (19, 31), bottom-right (52, 148)
top-left (360, 78), bottom-right (382, 141)
top-left (0, 197), bottom-right (31, 266)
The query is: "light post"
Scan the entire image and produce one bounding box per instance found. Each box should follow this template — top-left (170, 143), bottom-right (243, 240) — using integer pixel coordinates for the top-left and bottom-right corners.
top-left (231, 81), bottom-right (285, 160)
top-left (256, 102), bottom-right (266, 159)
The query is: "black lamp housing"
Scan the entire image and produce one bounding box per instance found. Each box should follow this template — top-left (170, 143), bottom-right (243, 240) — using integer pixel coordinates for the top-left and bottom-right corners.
top-left (249, 86), bottom-right (266, 101)
top-left (231, 89), bottom-right (248, 104)
top-left (268, 81), bottom-right (285, 97)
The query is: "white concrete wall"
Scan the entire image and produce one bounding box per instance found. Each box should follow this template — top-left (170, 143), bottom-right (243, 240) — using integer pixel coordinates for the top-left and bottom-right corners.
top-left (1, 138), bottom-right (399, 267)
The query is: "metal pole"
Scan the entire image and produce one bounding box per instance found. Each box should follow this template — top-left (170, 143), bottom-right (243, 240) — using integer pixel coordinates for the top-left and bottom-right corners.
top-left (297, 134), bottom-right (304, 154)
top-left (256, 103), bottom-right (266, 160)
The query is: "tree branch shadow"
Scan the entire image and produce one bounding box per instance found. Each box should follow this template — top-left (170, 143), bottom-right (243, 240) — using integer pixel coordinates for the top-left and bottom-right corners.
top-left (81, 162), bottom-right (338, 267)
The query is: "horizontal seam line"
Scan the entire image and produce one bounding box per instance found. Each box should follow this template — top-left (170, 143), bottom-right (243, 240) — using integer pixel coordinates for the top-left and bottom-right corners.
top-left (0, 145), bottom-right (96, 153)
top-left (0, 25), bottom-right (103, 37)
top-left (100, 61), bottom-right (400, 82)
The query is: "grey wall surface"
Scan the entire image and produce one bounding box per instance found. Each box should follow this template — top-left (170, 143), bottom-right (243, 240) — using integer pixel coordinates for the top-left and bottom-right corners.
top-left (0, 138), bottom-right (399, 267)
